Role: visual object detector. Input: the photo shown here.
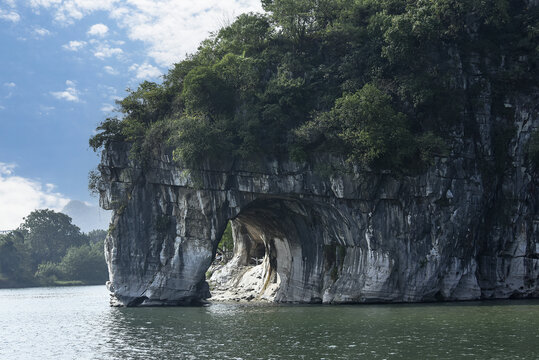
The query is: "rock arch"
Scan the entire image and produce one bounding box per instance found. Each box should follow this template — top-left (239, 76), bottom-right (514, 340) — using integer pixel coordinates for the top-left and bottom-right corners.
top-left (210, 197), bottom-right (357, 303)
top-left (100, 143), bottom-right (538, 306)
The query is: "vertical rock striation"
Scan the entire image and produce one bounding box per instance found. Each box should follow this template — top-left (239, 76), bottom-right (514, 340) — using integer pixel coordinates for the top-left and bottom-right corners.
top-left (99, 90), bottom-right (538, 306)
top-left (98, 48), bottom-right (539, 306)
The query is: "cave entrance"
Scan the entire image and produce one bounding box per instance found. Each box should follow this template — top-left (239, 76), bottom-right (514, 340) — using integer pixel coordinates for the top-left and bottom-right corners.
top-left (205, 198), bottom-right (309, 303)
top-left (204, 197), bottom-right (349, 303)
top-left (213, 222), bottom-right (266, 266)
top-left (214, 222), bottom-right (235, 264)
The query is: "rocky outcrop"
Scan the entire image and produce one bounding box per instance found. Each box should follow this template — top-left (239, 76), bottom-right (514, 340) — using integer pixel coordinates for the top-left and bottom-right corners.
top-left (98, 51), bottom-right (539, 306)
top-left (99, 94), bottom-right (538, 306)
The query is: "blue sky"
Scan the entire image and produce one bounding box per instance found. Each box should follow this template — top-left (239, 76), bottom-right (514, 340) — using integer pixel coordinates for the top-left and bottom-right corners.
top-left (0, 0), bottom-right (262, 229)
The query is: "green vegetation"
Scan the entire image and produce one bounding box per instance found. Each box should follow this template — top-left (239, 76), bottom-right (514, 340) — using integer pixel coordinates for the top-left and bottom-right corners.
top-left (217, 222), bottom-right (234, 262)
top-left (0, 210), bottom-right (108, 288)
top-left (90, 0), bottom-right (538, 172)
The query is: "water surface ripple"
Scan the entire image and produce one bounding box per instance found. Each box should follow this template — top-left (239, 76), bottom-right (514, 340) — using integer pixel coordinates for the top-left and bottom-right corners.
top-left (0, 286), bottom-right (537, 359)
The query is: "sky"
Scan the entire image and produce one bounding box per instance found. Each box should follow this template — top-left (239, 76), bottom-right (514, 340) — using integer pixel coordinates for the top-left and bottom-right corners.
top-left (0, 0), bottom-right (263, 230)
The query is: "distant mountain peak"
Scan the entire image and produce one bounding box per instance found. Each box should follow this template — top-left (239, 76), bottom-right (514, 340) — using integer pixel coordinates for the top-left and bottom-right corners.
top-left (61, 200), bottom-right (110, 233)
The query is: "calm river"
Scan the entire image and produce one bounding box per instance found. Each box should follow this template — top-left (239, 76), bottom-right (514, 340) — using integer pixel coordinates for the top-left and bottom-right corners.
top-left (0, 285), bottom-right (537, 359)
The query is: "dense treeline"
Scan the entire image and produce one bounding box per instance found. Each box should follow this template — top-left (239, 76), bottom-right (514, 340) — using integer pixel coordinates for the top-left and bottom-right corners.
top-left (0, 210), bottom-right (108, 288)
top-left (90, 0), bottom-right (539, 171)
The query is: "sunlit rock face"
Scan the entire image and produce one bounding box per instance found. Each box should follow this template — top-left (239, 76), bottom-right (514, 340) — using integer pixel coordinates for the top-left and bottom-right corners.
top-left (99, 90), bottom-right (539, 306)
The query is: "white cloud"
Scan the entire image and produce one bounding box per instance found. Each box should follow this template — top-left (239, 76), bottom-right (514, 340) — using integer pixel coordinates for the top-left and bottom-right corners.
top-left (99, 84), bottom-right (117, 96)
top-left (115, 1), bottom-right (263, 66)
top-left (50, 80), bottom-right (80, 102)
top-left (103, 65), bottom-right (118, 75)
top-left (0, 162), bottom-right (70, 230)
top-left (87, 23), bottom-right (108, 37)
top-left (38, 105), bottom-right (55, 115)
top-left (3, 0), bottom-right (16, 8)
top-left (100, 103), bottom-right (115, 112)
top-left (98, 85), bottom-right (120, 103)
top-left (0, 163), bottom-right (14, 175)
top-left (62, 40), bottom-right (86, 51)
top-left (29, 0), bottom-right (62, 6)
top-left (0, 9), bottom-right (20, 22)
top-left (129, 62), bottom-right (162, 79)
top-left (30, 0), bottom-right (118, 24)
top-left (33, 27), bottom-right (51, 36)
top-left (93, 43), bottom-right (123, 59)
top-left (3, 82), bottom-right (16, 88)
top-left (0, 105), bottom-right (5, 110)
top-left (30, 0), bottom-right (263, 66)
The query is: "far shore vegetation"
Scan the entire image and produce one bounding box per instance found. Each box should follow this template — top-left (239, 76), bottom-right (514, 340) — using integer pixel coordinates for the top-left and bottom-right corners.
top-left (0, 209), bottom-right (108, 289)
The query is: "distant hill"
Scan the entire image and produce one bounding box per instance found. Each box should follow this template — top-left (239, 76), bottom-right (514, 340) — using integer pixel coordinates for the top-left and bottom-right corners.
top-left (61, 200), bottom-right (110, 233)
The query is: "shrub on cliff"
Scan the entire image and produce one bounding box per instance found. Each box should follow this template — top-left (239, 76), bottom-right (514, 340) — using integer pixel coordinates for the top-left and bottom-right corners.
top-left (296, 84), bottom-right (416, 168)
top-left (90, 0), bottom-right (538, 171)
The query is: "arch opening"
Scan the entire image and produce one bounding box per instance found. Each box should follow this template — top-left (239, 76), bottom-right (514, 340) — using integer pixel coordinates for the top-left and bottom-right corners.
top-left (206, 199), bottom-right (286, 302)
top-left (205, 197), bottom-right (351, 303)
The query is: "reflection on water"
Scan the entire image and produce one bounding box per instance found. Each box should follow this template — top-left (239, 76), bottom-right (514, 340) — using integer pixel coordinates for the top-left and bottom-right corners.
top-left (0, 286), bottom-right (538, 359)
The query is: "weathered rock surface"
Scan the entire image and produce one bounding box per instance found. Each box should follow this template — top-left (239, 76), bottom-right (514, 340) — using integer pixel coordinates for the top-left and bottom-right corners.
top-left (98, 53), bottom-right (539, 306)
top-left (99, 100), bottom-right (538, 306)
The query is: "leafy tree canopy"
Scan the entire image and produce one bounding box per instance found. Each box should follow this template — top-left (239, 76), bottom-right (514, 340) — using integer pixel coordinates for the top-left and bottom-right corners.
top-left (90, 0), bottom-right (538, 172)
top-left (18, 209), bottom-right (86, 266)
top-left (0, 209), bottom-right (108, 288)
top-left (86, 229), bottom-right (107, 244)
top-left (0, 231), bottom-right (33, 286)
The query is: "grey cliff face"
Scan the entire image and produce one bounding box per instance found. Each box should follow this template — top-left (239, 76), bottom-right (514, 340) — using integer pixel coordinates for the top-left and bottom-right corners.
top-left (98, 71), bottom-right (539, 307)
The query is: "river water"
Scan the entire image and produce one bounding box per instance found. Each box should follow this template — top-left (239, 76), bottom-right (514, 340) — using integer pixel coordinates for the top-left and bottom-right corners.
top-left (0, 285), bottom-right (538, 359)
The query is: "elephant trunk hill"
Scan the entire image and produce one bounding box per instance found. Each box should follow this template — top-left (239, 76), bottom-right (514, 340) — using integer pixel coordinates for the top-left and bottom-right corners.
top-left (99, 104), bottom-right (538, 305)
top-left (93, 0), bottom-right (539, 306)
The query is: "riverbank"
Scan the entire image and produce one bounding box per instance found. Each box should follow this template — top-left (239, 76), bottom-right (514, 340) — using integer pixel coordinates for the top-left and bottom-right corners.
top-left (0, 279), bottom-right (105, 289)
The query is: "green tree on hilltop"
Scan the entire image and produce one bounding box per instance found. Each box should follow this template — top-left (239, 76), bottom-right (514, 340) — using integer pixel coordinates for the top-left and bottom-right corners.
top-left (89, 0), bottom-right (537, 173)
